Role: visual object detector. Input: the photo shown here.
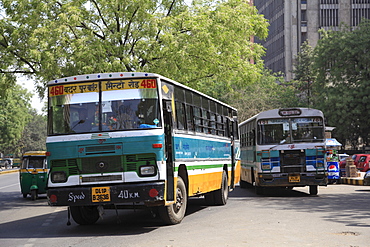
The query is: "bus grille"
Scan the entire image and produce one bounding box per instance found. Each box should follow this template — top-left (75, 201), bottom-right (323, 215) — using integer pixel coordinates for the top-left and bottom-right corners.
top-left (81, 156), bottom-right (122, 174)
top-left (280, 150), bottom-right (306, 173)
top-left (124, 154), bottom-right (156, 172)
top-left (51, 154), bottom-right (157, 175)
top-left (81, 174), bottom-right (122, 183)
top-left (85, 145), bottom-right (116, 154)
top-left (51, 159), bottom-right (79, 175)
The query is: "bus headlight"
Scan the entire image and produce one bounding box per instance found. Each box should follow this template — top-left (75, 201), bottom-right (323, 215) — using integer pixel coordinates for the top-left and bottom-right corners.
top-left (51, 171), bottom-right (67, 183)
top-left (139, 165), bottom-right (157, 177)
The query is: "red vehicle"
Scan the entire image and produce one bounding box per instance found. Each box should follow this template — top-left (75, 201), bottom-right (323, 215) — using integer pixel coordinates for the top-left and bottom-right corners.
top-left (356, 154), bottom-right (370, 172)
top-left (339, 154), bottom-right (370, 172)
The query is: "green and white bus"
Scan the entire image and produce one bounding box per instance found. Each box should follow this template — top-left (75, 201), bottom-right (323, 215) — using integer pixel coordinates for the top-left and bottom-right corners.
top-left (239, 108), bottom-right (327, 195)
top-left (46, 72), bottom-right (240, 225)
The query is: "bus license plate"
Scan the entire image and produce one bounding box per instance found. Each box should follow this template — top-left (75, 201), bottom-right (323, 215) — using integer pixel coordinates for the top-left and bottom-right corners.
top-left (92, 187), bottom-right (111, 202)
top-left (289, 175), bottom-right (300, 183)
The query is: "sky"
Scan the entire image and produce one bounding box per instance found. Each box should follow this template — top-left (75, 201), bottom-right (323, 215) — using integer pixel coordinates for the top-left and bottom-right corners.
top-left (16, 76), bottom-right (46, 114)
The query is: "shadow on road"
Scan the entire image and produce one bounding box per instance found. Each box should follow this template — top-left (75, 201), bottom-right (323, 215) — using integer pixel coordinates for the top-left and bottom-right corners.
top-left (230, 185), bottom-right (370, 228)
top-left (0, 193), bottom-right (209, 239)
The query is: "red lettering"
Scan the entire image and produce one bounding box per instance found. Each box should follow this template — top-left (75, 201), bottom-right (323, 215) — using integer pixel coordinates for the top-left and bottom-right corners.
top-left (141, 79), bottom-right (156, 88)
top-left (50, 85), bottom-right (64, 96)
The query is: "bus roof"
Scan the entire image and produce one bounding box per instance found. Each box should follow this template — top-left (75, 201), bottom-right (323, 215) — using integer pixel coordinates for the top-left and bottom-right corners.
top-left (239, 108), bottom-right (324, 126)
top-left (48, 72), bottom-right (237, 111)
top-left (23, 151), bottom-right (47, 157)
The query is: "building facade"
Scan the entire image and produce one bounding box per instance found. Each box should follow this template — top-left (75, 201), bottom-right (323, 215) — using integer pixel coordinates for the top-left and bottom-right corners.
top-left (254, 0), bottom-right (370, 81)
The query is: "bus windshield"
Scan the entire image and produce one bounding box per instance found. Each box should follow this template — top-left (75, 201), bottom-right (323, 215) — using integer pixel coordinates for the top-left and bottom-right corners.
top-left (257, 117), bottom-right (324, 145)
top-left (48, 79), bottom-right (161, 135)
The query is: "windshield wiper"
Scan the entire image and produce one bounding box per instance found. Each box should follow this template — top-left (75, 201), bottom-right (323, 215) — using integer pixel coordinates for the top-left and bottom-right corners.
top-left (71, 120), bottom-right (85, 130)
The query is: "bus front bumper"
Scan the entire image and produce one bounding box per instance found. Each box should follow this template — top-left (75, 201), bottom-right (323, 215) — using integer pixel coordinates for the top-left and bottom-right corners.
top-left (257, 172), bottom-right (327, 187)
top-left (47, 181), bottom-right (165, 206)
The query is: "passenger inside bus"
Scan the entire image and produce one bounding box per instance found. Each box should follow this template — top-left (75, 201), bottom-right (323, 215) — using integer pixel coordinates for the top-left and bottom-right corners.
top-left (117, 104), bottom-right (137, 129)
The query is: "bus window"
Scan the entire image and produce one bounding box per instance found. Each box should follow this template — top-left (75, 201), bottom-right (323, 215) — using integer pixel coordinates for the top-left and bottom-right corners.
top-left (202, 109), bottom-right (209, 134)
top-left (257, 119), bottom-right (289, 145)
top-left (186, 105), bottom-right (195, 131)
top-left (194, 107), bottom-right (202, 132)
top-left (175, 102), bottom-right (186, 130)
top-left (291, 118), bottom-right (324, 142)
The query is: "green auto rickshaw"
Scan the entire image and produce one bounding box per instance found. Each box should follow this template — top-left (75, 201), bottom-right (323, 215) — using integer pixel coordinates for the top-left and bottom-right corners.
top-left (19, 151), bottom-right (48, 200)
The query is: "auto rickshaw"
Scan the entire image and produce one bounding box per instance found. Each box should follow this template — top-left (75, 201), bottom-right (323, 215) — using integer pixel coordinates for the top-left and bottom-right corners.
top-left (19, 151), bottom-right (48, 200)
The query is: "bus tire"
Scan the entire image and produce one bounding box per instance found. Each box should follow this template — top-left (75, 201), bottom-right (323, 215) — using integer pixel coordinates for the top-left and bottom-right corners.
top-left (23, 193), bottom-right (27, 198)
top-left (159, 176), bottom-right (187, 225)
top-left (213, 171), bottom-right (228, 205)
top-left (31, 190), bottom-right (37, 201)
top-left (309, 185), bottom-right (318, 195)
top-left (70, 206), bottom-right (100, 225)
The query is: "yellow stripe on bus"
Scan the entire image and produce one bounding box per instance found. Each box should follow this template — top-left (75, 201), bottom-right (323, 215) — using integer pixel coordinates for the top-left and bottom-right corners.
top-left (23, 151), bottom-right (47, 156)
top-left (188, 171), bottom-right (223, 196)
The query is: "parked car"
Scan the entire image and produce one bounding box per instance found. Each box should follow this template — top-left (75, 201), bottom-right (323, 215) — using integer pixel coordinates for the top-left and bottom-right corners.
top-left (339, 154), bottom-right (368, 169)
top-left (0, 158), bottom-right (12, 169)
top-left (339, 154), bottom-right (370, 176)
top-left (364, 170), bottom-right (370, 186)
top-left (356, 154), bottom-right (370, 172)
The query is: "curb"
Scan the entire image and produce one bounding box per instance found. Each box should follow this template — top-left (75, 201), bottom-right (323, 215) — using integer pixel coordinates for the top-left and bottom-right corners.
top-left (0, 169), bottom-right (19, 175)
top-left (339, 177), bottom-right (364, 186)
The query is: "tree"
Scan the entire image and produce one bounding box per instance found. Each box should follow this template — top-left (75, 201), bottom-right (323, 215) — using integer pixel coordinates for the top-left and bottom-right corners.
top-left (292, 42), bottom-right (316, 108)
top-left (226, 69), bottom-right (300, 121)
top-left (0, 79), bottom-right (32, 156)
top-left (19, 110), bottom-right (47, 153)
top-left (0, 0), bottom-right (269, 100)
top-left (313, 20), bottom-right (370, 148)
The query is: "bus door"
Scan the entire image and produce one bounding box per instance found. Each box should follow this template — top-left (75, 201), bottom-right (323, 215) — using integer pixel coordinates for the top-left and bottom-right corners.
top-left (163, 100), bottom-right (175, 201)
top-left (228, 117), bottom-right (238, 188)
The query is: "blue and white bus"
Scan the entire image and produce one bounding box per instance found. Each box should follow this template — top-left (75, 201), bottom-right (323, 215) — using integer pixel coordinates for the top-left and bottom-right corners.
top-left (239, 108), bottom-right (327, 195)
top-left (46, 72), bottom-right (240, 225)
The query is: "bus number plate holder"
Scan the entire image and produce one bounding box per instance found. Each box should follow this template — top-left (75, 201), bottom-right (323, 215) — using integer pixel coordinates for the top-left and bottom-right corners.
top-left (92, 187), bottom-right (111, 202)
top-left (289, 174), bottom-right (300, 183)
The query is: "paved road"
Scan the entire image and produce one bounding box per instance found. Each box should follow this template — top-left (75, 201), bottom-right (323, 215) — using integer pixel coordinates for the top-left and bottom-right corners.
top-left (1, 171), bottom-right (369, 247)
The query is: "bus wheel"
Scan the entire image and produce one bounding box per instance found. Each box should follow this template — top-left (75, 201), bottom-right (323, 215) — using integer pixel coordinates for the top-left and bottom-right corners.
top-left (70, 206), bottom-right (100, 225)
top-left (214, 171), bottom-right (228, 205)
top-left (22, 193), bottom-right (27, 198)
top-left (159, 176), bottom-right (187, 225)
top-left (309, 185), bottom-right (318, 195)
top-left (31, 190), bottom-right (37, 200)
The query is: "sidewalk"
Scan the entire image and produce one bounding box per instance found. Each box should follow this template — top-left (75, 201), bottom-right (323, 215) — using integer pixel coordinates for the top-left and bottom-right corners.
top-left (340, 177), bottom-right (364, 185)
top-left (339, 171), bottom-right (365, 185)
top-left (0, 168), bottom-right (19, 175)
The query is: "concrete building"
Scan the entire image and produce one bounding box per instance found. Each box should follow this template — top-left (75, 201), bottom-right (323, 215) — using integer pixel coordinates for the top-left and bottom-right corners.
top-left (254, 0), bottom-right (370, 81)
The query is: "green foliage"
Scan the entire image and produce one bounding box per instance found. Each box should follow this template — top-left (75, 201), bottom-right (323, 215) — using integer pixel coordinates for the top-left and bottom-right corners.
top-left (0, 0), bottom-right (269, 99)
top-left (227, 69), bottom-right (300, 121)
top-left (292, 42), bottom-right (316, 107)
top-left (0, 80), bottom-right (32, 156)
top-left (312, 20), bottom-right (370, 147)
top-left (19, 109), bottom-right (47, 153)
